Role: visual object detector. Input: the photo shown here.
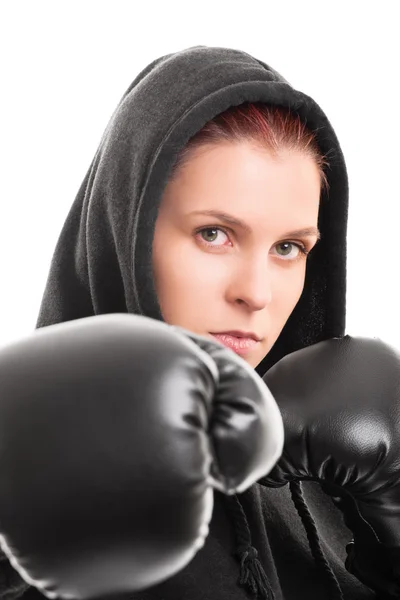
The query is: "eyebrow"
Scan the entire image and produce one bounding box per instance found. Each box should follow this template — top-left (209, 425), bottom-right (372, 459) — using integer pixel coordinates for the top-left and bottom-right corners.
top-left (188, 209), bottom-right (321, 240)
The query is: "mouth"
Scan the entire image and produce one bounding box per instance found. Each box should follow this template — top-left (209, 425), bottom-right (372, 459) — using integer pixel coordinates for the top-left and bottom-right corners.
top-left (210, 332), bottom-right (260, 355)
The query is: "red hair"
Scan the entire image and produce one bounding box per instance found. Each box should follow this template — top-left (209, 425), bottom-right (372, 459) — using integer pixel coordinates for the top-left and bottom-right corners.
top-left (170, 102), bottom-right (329, 193)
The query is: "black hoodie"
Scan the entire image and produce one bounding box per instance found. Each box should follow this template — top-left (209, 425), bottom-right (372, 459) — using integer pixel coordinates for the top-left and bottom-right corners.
top-left (0, 46), bottom-right (378, 599)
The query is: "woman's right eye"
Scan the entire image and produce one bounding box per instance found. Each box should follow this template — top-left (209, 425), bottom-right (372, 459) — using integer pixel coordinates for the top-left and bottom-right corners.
top-left (195, 227), bottom-right (231, 248)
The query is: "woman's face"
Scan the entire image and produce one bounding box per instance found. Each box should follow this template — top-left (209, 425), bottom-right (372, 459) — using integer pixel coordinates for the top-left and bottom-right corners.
top-left (152, 141), bottom-right (321, 368)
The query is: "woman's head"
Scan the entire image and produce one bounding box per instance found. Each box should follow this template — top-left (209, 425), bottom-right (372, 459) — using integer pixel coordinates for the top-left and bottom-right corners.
top-left (35, 47), bottom-right (347, 377)
top-left (152, 103), bottom-right (329, 368)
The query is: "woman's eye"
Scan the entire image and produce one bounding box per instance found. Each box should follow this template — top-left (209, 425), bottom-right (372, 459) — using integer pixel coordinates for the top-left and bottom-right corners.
top-left (197, 227), bottom-right (229, 246)
top-left (272, 242), bottom-right (307, 260)
top-left (195, 227), bottom-right (308, 261)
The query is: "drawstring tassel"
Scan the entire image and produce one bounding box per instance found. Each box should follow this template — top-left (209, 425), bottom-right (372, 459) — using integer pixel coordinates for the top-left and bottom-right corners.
top-left (223, 493), bottom-right (275, 598)
top-left (237, 545), bottom-right (275, 599)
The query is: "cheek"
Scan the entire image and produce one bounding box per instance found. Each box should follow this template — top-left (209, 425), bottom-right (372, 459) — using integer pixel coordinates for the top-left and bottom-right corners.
top-left (271, 265), bottom-right (307, 322)
top-left (152, 229), bottom-right (226, 318)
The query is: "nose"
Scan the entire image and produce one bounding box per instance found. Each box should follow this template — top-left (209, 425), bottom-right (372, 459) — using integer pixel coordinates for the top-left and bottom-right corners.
top-left (229, 258), bottom-right (273, 311)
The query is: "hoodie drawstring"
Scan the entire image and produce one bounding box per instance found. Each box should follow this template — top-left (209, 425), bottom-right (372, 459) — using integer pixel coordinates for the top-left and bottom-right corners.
top-left (225, 484), bottom-right (345, 599)
top-left (224, 494), bottom-right (275, 599)
top-left (289, 481), bottom-right (344, 600)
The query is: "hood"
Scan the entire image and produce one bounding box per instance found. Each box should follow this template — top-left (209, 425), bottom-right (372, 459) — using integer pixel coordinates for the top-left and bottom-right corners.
top-left (35, 45), bottom-right (349, 599)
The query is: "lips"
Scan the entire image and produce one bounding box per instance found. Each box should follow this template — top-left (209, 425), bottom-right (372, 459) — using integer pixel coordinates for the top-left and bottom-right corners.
top-left (211, 330), bottom-right (261, 342)
top-left (210, 333), bottom-right (259, 355)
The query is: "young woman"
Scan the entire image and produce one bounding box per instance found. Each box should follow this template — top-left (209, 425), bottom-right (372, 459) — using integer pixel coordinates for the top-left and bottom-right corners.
top-left (1, 45), bottom-right (399, 600)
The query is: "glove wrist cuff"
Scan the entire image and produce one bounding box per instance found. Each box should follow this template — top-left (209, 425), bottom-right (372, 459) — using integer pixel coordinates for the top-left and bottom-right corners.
top-left (345, 539), bottom-right (400, 598)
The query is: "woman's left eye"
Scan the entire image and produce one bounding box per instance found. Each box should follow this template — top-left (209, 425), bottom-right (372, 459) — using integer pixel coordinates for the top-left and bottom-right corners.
top-left (195, 226), bottom-right (309, 260)
top-left (272, 242), bottom-right (308, 259)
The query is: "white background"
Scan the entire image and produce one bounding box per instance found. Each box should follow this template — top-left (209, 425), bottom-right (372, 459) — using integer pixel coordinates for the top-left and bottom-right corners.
top-left (1, 1), bottom-right (399, 348)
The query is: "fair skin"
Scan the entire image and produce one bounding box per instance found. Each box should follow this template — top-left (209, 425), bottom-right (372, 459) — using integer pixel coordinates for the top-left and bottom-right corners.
top-left (152, 141), bottom-right (321, 368)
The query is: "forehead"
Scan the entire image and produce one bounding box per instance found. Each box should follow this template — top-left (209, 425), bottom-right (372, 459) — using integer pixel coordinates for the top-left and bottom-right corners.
top-left (172, 141), bottom-right (320, 189)
top-left (165, 142), bottom-right (321, 221)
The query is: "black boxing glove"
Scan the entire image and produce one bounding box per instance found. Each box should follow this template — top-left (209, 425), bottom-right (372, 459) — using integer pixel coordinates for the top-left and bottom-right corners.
top-left (0, 313), bottom-right (283, 600)
top-left (261, 336), bottom-right (400, 598)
